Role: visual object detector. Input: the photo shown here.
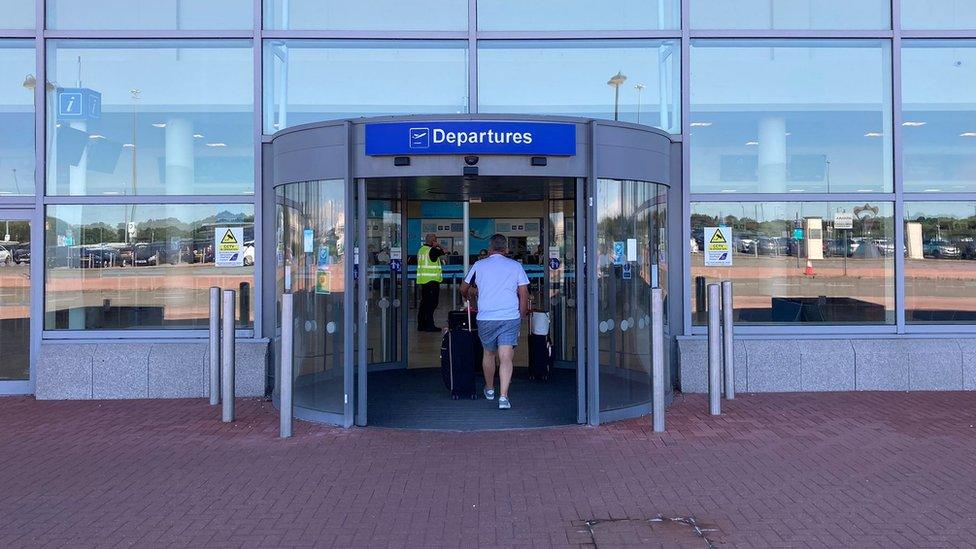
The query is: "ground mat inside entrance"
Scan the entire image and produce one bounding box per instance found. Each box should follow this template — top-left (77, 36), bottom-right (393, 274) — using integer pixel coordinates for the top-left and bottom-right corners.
top-left (367, 367), bottom-right (576, 431)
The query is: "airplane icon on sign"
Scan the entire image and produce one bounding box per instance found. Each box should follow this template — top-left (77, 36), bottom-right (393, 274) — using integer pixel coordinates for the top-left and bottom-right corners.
top-left (409, 127), bottom-right (430, 149)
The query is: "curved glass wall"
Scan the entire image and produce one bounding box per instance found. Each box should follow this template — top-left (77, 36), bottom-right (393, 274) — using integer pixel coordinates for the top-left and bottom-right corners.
top-left (596, 179), bottom-right (667, 413)
top-left (277, 179), bottom-right (347, 416)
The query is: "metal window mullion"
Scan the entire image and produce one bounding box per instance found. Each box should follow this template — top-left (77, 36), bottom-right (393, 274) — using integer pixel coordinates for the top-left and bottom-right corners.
top-left (42, 30), bottom-right (256, 39)
top-left (252, 1), bottom-right (263, 338)
top-left (0, 29), bottom-right (34, 38)
top-left (261, 30), bottom-right (469, 40)
top-left (41, 195), bottom-right (258, 204)
top-left (475, 30), bottom-right (682, 40)
top-left (680, 0), bottom-right (692, 337)
top-left (30, 4), bottom-right (45, 392)
top-left (892, 26), bottom-right (907, 333)
top-left (688, 29), bottom-right (895, 39)
top-left (688, 193), bottom-right (897, 202)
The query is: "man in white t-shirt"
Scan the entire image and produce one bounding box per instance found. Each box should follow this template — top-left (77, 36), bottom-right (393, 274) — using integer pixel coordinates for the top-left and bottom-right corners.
top-left (459, 234), bottom-right (529, 410)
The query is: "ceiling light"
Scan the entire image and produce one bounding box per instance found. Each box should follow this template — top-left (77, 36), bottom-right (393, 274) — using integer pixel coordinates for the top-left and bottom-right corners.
top-left (193, 134), bottom-right (204, 139)
top-left (206, 142), bottom-right (227, 147)
top-left (745, 141), bottom-right (759, 146)
top-left (720, 189), bottom-right (737, 193)
top-left (923, 188), bottom-right (941, 192)
top-left (856, 189), bottom-right (873, 192)
top-left (902, 121), bottom-right (926, 127)
top-left (152, 123), bottom-right (166, 128)
top-left (123, 143), bottom-right (135, 148)
top-left (88, 134), bottom-right (105, 140)
top-left (690, 122), bottom-right (712, 127)
top-left (864, 132), bottom-right (883, 138)
top-left (961, 132), bottom-right (976, 137)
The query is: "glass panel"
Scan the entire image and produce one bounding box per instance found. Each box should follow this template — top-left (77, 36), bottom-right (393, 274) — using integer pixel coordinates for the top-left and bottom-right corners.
top-left (691, 0), bottom-right (889, 30)
top-left (0, 220), bottom-right (30, 381)
top-left (46, 40), bottom-right (254, 196)
top-left (264, 0), bottom-right (466, 30)
top-left (905, 202), bottom-right (976, 323)
top-left (597, 179), bottom-right (666, 413)
top-left (479, 40), bottom-right (680, 133)
top-left (478, 0), bottom-right (679, 31)
top-left (690, 40), bottom-right (892, 193)
top-left (902, 41), bottom-right (976, 193)
top-left (903, 0), bottom-right (976, 29)
top-left (0, 40), bottom-right (35, 196)
top-left (549, 198), bottom-right (577, 362)
top-left (48, 0), bottom-right (252, 30)
top-left (264, 40), bottom-right (468, 133)
top-left (0, 1), bottom-right (34, 29)
top-left (366, 198), bottom-right (402, 365)
top-left (45, 204), bottom-right (255, 330)
top-left (690, 202), bottom-right (895, 324)
top-left (278, 179), bottom-right (346, 415)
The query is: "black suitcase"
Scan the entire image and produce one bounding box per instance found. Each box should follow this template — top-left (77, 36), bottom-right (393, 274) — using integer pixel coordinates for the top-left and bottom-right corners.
top-left (441, 308), bottom-right (479, 400)
top-left (527, 334), bottom-right (552, 381)
top-left (448, 307), bottom-right (484, 375)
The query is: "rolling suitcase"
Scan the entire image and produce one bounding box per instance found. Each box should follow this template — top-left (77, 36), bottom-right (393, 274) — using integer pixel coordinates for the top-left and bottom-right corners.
top-left (527, 334), bottom-right (552, 381)
top-left (441, 305), bottom-right (478, 400)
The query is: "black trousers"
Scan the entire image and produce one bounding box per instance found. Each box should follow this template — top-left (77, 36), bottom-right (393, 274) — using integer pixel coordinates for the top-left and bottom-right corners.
top-left (418, 281), bottom-right (441, 329)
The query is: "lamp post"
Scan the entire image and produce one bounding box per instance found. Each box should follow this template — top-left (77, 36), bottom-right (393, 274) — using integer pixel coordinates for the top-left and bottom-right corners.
top-left (634, 83), bottom-right (645, 125)
top-left (607, 71), bottom-right (627, 122)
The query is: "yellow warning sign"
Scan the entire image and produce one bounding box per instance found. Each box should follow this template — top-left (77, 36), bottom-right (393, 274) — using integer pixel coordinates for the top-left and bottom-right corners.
top-left (220, 229), bottom-right (238, 245)
top-left (709, 230), bottom-right (728, 244)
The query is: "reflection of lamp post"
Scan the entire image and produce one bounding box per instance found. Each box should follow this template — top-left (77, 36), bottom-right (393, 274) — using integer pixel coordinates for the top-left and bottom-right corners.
top-left (607, 71), bottom-right (627, 121)
top-left (634, 83), bottom-right (645, 125)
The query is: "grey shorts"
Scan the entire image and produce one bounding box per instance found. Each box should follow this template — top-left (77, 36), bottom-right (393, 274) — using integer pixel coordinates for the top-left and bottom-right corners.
top-left (477, 318), bottom-right (521, 351)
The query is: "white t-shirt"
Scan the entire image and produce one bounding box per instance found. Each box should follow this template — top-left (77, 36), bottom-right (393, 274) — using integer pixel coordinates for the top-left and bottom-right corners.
top-left (464, 254), bottom-right (529, 321)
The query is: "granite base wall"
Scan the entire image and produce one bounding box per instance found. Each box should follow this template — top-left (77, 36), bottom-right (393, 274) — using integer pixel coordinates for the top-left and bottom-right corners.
top-left (677, 337), bottom-right (973, 393)
top-left (35, 340), bottom-right (269, 400)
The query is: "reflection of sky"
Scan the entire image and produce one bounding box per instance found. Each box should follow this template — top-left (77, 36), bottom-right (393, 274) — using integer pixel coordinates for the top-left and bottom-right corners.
top-left (47, 0), bottom-right (251, 30)
top-left (266, 0), bottom-right (466, 31)
top-left (478, 0), bottom-right (678, 31)
top-left (691, 0), bottom-right (888, 30)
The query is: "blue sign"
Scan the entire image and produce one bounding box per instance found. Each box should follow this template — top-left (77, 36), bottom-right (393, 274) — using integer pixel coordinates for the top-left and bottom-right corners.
top-left (390, 258), bottom-right (402, 273)
top-left (622, 263), bottom-right (632, 280)
top-left (548, 257), bottom-right (561, 270)
top-left (613, 241), bottom-right (625, 266)
top-left (365, 121), bottom-right (576, 156)
top-left (793, 228), bottom-right (804, 240)
top-left (57, 88), bottom-right (101, 121)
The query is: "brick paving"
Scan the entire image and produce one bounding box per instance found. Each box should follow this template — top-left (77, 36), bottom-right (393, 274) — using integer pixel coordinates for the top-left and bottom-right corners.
top-left (1, 392), bottom-right (975, 548)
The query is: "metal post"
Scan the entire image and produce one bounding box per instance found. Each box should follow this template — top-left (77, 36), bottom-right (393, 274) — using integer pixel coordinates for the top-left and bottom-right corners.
top-left (651, 288), bottom-right (665, 432)
top-left (208, 287), bottom-right (220, 406)
top-left (721, 280), bottom-right (735, 400)
top-left (280, 292), bottom-right (294, 438)
top-left (707, 283), bottom-right (721, 416)
top-left (221, 289), bottom-right (236, 423)
top-left (239, 282), bottom-right (250, 325)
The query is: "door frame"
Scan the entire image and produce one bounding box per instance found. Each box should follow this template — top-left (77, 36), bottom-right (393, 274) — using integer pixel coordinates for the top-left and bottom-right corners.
top-left (0, 209), bottom-right (35, 396)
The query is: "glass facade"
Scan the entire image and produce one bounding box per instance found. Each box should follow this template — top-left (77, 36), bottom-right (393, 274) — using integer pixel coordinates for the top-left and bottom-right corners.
top-left (0, 0), bottom-right (973, 396)
top-left (263, 40), bottom-right (468, 133)
top-left (691, 0), bottom-right (890, 30)
top-left (479, 40), bottom-right (679, 132)
top-left (0, 40), bottom-right (34, 196)
top-left (45, 204), bottom-right (255, 330)
top-left (47, 0), bottom-right (253, 30)
top-left (478, 0), bottom-right (679, 31)
top-left (902, 41), bottom-right (976, 193)
top-left (690, 40), bottom-right (893, 194)
top-left (690, 202), bottom-right (895, 324)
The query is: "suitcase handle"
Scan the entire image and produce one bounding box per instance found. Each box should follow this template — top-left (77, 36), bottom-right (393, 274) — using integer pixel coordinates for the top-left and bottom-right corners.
top-left (465, 300), bottom-right (473, 332)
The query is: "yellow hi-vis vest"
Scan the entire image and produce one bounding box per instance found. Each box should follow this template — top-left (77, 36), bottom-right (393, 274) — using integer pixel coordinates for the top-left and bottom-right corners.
top-left (416, 245), bottom-right (443, 284)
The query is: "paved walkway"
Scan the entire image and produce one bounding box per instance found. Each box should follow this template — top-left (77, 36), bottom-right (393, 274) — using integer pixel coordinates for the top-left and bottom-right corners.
top-left (1, 392), bottom-right (975, 548)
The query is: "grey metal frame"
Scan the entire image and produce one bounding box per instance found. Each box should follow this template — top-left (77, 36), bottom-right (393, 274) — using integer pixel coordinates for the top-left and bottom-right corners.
top-left (2, 1), bottom-right (976, 399)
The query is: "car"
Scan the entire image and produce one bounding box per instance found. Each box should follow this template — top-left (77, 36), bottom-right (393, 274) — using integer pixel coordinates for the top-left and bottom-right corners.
top-left (734, 234), bottom-right (757, 254)
top-left (243, 240), bottom-right (255, 266)
top-left (756, 236), bottom-right (788, 256)
top-left (12, 243), bottom-right (30, 264)
top-left (80, 246), bottom-right (120, 268)
top-left (923, 238), bottom-right (961, 259)
top-left (0, 245), bottom-right (10, 265)
top-left (957, 237), bottom-right (976, 260)
top-left (133, 242), bottom-right (167, 266)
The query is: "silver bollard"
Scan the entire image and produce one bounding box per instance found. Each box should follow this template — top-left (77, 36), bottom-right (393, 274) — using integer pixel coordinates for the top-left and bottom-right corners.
top-left (280, 293), bottom-right (294, 438)
top-left (209, 287), bottom-right (221, 406)
top-left (707, 283), bottom-right (721, 416)
top-left (721, 280), bottom-right (735, 400)
top-left (651, 288), bottom-right (665, 432)
top-left (221, 289), bottom-right (236, 423)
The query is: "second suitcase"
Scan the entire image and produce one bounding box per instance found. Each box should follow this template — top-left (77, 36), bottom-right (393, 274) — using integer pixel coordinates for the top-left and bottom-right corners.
top-left (527, 334), bottom-right (552, 381)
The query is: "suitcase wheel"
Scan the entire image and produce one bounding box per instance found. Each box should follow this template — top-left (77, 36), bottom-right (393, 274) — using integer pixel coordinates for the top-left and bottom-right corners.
top-left (470, 393), bottom-right (477, 400)
top-left (452, 394), bottom-right (460, 400)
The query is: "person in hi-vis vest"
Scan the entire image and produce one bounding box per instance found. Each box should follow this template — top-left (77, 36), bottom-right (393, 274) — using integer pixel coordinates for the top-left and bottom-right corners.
top-left (416, 233), bottom-right (446, 332)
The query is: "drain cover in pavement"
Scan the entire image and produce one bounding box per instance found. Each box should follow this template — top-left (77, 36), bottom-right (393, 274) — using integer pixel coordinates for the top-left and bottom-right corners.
top-left (577, 517), bottom-right (720, 548)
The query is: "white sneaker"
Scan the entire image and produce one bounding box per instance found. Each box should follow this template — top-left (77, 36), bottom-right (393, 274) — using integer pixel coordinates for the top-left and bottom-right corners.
top-left (498, 396), bottom-right (511, 410)
top-left (484, 387), bottom-right (495, 400)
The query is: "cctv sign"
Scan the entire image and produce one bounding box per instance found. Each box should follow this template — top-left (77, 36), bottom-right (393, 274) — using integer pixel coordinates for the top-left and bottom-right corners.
top-left (365, 121), bottom-right (576, 156)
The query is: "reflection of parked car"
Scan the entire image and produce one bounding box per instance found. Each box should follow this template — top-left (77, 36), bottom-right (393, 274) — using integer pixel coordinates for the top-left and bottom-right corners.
top-left (734, 233), bottom-right (757, 254)
top-left (957, 238), bottom-right (976, 260)
top-left (133, 242), bottom-right (167, 266)
top-left (923, 239), bottom-right (961, 259)
top-left (81, 246), bottom-right (120, 268)
top-left (243, 240), bottom-right (255, 266)
top-left (193, 240), bottom-right (214, 264)
top-left (0, 245), bottom-right (11, 265)
top-left (12, 243), bottom-right (30, 264)
top-left (874, 238), bottom-right (895, 257)
top-left (692, 228), bottom-right (704, 252)
top-left (757, 236), bottom-right (788, 255)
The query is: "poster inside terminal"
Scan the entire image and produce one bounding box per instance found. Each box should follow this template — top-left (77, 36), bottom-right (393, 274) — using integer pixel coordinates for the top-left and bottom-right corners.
top-left (365, 121), bottom-right (576, 156)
